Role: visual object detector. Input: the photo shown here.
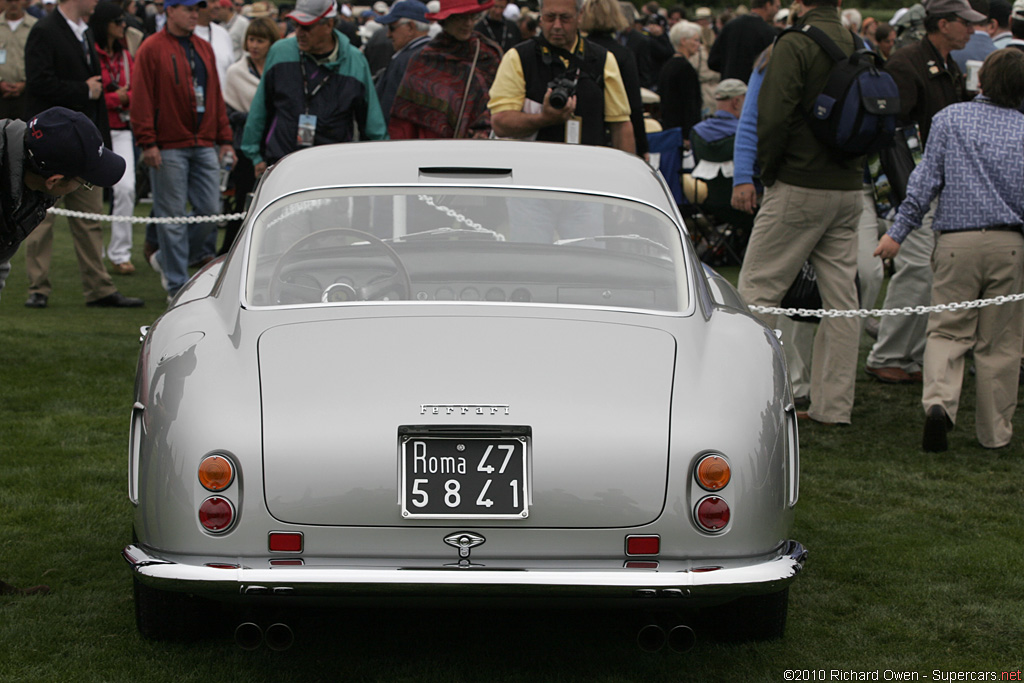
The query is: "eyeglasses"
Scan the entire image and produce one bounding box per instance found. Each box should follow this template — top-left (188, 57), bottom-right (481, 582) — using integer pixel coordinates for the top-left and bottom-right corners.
top-left (75, 178), bottom-right (94, 191)
top-left (540, 12), bottom-right (575, 23)
top-left (295, 20), bottom-right (325, 30)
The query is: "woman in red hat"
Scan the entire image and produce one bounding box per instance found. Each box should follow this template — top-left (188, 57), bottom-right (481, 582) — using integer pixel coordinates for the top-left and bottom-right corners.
top-left (388, 0), bottom-right (502, 139)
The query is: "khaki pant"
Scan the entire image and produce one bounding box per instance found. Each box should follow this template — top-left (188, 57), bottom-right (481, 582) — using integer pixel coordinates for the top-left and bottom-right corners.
top-left (23, 183), bottom-right (117, 303)
top-left (923, 230), bottom-right (1024, 448)
top-left (739, 180), bottom-right (863, 424)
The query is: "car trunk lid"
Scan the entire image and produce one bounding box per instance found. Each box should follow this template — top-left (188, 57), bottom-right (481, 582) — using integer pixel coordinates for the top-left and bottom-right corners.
top-left (259, 315), bottom-right (675, 528)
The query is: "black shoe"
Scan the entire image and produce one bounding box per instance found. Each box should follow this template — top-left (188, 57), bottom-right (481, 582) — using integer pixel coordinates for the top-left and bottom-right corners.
top-left (923, 405), bottom-right (951, 453)
top-left (794, 395), bottom-right (810, 411)
top-left (86, 291), bottom-right (144, 308)
top-left (24, 293), bottom-right (48, 308)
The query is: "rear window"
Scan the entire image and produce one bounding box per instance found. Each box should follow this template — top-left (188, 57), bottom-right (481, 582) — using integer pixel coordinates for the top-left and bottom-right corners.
top-left (244, 188), bottom-right (688, 313)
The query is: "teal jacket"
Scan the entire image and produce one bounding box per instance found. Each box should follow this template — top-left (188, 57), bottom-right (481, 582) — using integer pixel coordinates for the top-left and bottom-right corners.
top-left (242, 30), bottom-right (387, 166)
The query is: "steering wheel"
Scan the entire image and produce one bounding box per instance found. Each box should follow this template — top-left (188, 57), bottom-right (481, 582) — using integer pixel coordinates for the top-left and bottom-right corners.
top-left (269, 229), bottom-right (412, 304)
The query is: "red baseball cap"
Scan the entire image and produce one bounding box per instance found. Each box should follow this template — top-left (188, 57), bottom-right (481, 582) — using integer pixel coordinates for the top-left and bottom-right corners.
top-left (424, 0), bottom-right (493, 21)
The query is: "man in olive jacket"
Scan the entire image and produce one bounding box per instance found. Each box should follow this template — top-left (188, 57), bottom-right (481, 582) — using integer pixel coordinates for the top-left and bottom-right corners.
top-left (737, 0), bottom-right (864, 426)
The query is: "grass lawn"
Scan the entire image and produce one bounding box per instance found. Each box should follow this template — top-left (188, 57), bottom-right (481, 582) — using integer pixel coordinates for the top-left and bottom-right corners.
top-left (1, 221), bottom-right (1022, 682)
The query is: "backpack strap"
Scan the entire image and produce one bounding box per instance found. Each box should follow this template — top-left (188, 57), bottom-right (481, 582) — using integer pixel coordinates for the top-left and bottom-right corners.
top-left (780, 24), bottom-right (847, 63)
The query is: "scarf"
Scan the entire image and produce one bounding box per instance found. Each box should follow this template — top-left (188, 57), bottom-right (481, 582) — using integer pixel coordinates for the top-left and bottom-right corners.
top-left (390, 31), bottom-right (501, 138)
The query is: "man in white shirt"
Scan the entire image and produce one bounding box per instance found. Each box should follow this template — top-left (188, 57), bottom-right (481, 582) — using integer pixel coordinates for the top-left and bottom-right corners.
top-left (211, 0), bottom-right (248, 60)
top-left (195, 1), bottom-right (233, 89)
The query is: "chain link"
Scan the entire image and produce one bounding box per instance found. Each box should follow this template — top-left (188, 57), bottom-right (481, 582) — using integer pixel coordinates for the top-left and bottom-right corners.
top-left (49, 206), bottom-right (1024, 318)
top-left (749, 292), bottom-right (1024, 319)
top-left (47, 207), bottom-right (244, 224)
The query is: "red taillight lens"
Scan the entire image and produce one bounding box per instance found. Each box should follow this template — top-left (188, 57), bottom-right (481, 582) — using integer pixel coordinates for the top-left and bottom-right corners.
top-left (695, 454), bottom-right (731, 491)
top-left (695, 496), bottom-right (730, 532)
top-left (198, 496), bottom-right (235, 532)
top-left (268, 532), bottom-right (303, 553)
top-left (270, 559), bottom-right (305, 566)
top-left (198, 454), bottom-right (234, 491)
top-left (625, 535), bottom-right (660, 556)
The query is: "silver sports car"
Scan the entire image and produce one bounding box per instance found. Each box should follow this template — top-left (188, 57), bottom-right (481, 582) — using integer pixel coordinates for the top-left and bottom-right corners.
top-left (123, 140), bottom-right (806, 651)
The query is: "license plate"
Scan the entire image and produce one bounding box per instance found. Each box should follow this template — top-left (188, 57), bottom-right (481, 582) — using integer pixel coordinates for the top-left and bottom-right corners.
top-left (400, 435), bottom-right (529, 519)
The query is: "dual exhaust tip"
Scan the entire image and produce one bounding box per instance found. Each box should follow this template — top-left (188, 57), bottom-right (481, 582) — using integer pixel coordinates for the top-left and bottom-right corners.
top-left (235, 622), bottom-right (294, 651)
top-left (637, 623), bottom-right (696, 653)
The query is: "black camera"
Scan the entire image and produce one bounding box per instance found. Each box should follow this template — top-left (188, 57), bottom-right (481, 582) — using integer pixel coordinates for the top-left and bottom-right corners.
top-left (547, 73), bottom-right (578, 110)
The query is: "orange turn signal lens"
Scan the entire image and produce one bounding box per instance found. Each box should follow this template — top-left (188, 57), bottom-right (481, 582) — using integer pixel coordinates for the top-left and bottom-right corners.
top-left (199, 454), bottom-right (234, 491)
top-left (695, 454), bottom-right (731, 491)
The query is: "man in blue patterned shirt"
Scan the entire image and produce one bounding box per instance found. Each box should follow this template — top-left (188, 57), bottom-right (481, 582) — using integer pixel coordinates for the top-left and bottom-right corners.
top-left (875, 48), bottom-right (1024, 452)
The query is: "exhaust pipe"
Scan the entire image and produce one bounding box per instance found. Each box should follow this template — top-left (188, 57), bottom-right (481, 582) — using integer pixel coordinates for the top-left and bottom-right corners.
top-left (235, 622), bottom-right (263, 650)
top-left (636, 624), bottom-right (666, 652)
top-left (667, 624), bottom-right (696, 653)
top-left (264, 622), bottom-right (295, 651)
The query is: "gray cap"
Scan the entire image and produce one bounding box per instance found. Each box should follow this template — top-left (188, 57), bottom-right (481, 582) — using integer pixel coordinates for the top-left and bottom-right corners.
top-left (714, 78), bottom-right (747, 100)
top-left (923, 0), bottom-right (987, 21)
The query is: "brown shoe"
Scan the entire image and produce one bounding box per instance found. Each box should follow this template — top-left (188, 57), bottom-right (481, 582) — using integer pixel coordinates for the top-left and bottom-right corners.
top-left (907, 371), bottom-right (923, 383)
top-left (865, 365), bottom-right (913, 384)
top-left (796, 411), bottom-right (836, 426)
top-left (113, 261), bottom-right (135, 275)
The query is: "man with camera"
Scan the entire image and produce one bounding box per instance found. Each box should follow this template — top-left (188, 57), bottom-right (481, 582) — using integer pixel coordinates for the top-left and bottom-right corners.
top-left (487, 0), bottom-right (634, 243)
top-left (488, 0), bottom-right (634, 153)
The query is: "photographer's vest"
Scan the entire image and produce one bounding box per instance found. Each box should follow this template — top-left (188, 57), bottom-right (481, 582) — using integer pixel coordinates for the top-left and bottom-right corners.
top-left (514, 36), bottom-right (608, 146)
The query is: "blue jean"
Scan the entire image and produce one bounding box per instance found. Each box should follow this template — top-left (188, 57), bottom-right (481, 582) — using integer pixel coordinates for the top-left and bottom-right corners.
top-left (149, 146), bottom-right (220, 295)
top-left (505, 198), bottom-right (603, 243)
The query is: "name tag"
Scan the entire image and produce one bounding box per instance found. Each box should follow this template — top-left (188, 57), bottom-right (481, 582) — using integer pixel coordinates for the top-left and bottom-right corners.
top-left (0, 50), bottom-right (7, 65)
top-left (194, 85), bottom-right (205, 113)
top-left (565, 117), bottom-right (581, 145)
top-left (297, 113), bottom-right (317, 148)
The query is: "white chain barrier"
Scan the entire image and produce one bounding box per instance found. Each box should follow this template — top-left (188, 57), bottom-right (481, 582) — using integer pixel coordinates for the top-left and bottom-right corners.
top-left (49, 206), bottom-right (1024, 318)
top-left (47, 207), bottom-right (245, 224)
top-left (750, 293), bottom-right (1024, 319)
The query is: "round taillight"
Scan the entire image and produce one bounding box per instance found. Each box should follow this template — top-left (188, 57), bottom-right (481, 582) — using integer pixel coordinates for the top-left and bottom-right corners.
top-left (199, 454), bottom-right (234, 491)
top-left (199, 496), bottom-right (235, 532)
top-left (695, 496), bottom-right (730, 532)
top-left (695, 454), bottom-right (731, 491)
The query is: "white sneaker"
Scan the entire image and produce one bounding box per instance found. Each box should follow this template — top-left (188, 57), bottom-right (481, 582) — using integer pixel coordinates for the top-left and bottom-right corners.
top-left (148, 250), bottom-right (169, 293)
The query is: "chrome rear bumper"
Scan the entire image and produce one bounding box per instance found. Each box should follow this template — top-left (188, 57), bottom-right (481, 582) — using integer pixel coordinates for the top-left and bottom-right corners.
top-left (124, 541), bottom-right (807, 603)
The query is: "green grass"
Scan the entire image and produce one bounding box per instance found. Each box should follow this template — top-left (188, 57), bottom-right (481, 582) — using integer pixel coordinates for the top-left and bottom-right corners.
top-left (1, 227), bottom-right (1023, 682)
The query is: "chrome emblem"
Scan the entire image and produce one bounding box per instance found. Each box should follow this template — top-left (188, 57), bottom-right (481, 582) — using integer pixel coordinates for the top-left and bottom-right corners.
top-left (444, 531), bottom-right (486, 559)
top-left (420, 403), bottom-right (510, 416)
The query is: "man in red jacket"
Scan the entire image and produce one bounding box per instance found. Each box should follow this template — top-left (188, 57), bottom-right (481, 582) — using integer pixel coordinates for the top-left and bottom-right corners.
top-left (131, 0), bottom-right (232, 298)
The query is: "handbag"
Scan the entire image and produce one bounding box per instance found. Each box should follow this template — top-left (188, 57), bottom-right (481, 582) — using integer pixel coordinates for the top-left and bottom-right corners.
top-left (873, 123), bottom-right (923, 212)
top-left (780, 261), bottom-right (822, 323)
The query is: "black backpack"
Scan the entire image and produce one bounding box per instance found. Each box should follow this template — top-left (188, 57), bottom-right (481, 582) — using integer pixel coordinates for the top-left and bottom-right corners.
top-left (782, 25), bottom-right (900, 158)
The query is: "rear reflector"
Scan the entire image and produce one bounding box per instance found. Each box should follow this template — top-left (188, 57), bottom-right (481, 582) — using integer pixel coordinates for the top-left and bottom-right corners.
top-left (205, 563), bottom-right (240, 569)
top-left (625, 535), bottom-right (660, 556)
top-left (270, 559), bottom-right (305, 566)
top-left (268, 532), bottom-right (303, 553)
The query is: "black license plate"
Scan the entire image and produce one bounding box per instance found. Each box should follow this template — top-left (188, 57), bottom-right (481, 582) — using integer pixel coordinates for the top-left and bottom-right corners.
top-left (400, 436), bottom-right (529, 519)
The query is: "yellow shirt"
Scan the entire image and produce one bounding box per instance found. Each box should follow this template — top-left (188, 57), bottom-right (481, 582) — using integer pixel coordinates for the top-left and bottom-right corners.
top-left (487, 35), bottom-right (631, 123)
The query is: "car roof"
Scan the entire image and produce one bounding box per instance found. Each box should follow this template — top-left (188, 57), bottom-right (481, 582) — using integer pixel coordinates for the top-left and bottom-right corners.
top-left (255, 139), bottom-right (675, 211)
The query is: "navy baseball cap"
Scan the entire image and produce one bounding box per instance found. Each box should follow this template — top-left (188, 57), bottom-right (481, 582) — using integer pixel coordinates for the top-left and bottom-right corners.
top-left (377, 0), bottom-right (428, 24)
top-left (26, 107), bottom-right (126, 187)
top-left (165, 0), bottom-right (208, 7)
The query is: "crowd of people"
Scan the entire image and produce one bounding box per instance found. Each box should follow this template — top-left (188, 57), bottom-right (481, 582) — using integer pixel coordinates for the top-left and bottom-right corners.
top-left (0, 0), bottom-right (1023, 452)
